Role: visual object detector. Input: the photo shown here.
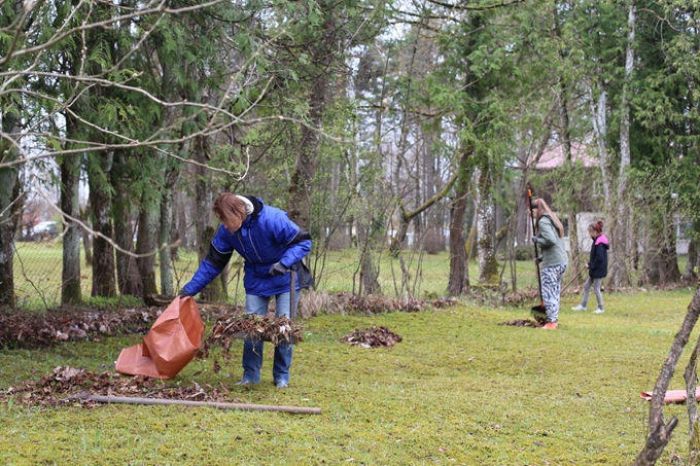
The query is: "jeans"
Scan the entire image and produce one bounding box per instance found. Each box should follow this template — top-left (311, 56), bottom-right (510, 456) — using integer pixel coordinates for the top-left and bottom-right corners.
top-left (580, 277), bottom-right (604, 310)
top-left (241, 291), bottom-right (300, 384)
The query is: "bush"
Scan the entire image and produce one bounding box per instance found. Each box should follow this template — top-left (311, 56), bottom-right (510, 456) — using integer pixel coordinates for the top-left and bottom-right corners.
top-left (515, 245), bottom-right (534, 261)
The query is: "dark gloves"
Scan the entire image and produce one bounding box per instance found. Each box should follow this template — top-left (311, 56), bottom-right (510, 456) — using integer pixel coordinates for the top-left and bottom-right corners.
top-left (179, 284), bottom-right (195, 297)
top-left (269, 261), bottom-right (289, 276)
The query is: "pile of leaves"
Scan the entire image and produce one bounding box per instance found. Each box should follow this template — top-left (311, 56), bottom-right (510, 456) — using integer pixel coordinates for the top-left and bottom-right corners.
top-left (201, 315), bottom-right (303, 358)
top-left (501, 288), bottom-right (540, 306)
top-left (342, 326), bottom-right (402, 348)
top-left (465, 286), bottom-right (541, 308)
top-left (0, 308), bottom-right (160, 349)
top-left (498, 319), bottom-right (544, 328)
top-left (300, 291), bottom-right (458, 317)
top-left (0, 304), bottom-right (238, 350)
top-left (430, 297), bottom-right (460, 308)
top-left (0, 366), bottom-right (235, 408)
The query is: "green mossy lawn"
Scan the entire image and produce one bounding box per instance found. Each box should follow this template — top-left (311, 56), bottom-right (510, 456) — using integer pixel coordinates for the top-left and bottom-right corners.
top-left (1, 289), bottom-right (697, 465)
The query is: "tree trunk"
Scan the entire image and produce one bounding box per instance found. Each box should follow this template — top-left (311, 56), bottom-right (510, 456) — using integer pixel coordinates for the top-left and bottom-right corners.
top-left (610, 0), bottom-right (637, 288)
top-left (287, 85), bottom-right (324, 231)
top-left (0, 0), bottom-right (24, 309)
top-left (357, 150), bottom-right (384, 295)
top-left (0, 108), bottom-right (20, 309)
top-left (59, 140), bottom-right (82, 305)
top-left (193, 135), bottom-right (227, 302)
top-left (201, 225), bottom-right (228, 302)
top-left (423, 120), bottom-right (445, 254)
top-left (389, 173), bottom-right (458, 256)
top-left (81, 210), bottom-right (93, 267)
top-left (287, 5), bottom-right (336, 232)
top-left (87, 153), bottom-right (116, 297)
top-left (136, 176), bottom-right (160, 297)
top-left (174, 190), bottom-right (190, 250)
top-left (476, 166), bottom-right (498, 284)
top-left (686, 227), bottom-right (698, 281)
top-left (643, 215), bottom-right (681, 286)
top-left (447, 148), bottom-right (472, 296)
top-left (159, 165), bottom-right (179, 296)
top-left (557, 81), bottom-right (582, 286)
top-left (358, 222), bottom-right (383, 295)
top-left (111, 152), bottom-right (141, 296)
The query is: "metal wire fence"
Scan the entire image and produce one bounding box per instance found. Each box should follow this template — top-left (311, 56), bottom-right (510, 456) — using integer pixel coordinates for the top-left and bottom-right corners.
top-left (11, 237), bottom-right (251, 310)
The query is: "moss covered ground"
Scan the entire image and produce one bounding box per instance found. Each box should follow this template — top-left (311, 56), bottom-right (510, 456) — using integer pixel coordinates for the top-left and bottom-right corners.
top-left (1, 288), bottom-right (698, 465)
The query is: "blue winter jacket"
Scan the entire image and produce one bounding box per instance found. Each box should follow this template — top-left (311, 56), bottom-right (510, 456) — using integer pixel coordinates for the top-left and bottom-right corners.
top-left (181, 196), bottom-right (312, 297)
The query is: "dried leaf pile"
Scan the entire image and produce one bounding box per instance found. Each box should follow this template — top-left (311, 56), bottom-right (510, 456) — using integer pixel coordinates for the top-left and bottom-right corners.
top-left (201, 315), bottom-right (303, 359)
top-left (0, 366), bottom-right (236, 408)
top-left (0, 304), bottom-right (238, 350)
top-left (430, 297), bottom-right (460, 309)
top-left (301, 291), bottom-right (458, 317)
top-left (498, 319), bottom-right (544, 328)
top-left (342, 326), bottom-right (402, 348)
top-left (465, 287), bottom-right (541, 308)
top-left (502, 288), bottom-right (540, 306)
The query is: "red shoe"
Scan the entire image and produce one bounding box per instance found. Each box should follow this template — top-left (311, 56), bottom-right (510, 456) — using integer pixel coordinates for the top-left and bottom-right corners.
top-left (541, 322), bottom-right (558, 330)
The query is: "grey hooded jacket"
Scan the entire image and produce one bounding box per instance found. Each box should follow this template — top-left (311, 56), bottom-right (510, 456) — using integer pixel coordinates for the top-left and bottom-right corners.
top-left (534, 215), bottom-right (568, 268)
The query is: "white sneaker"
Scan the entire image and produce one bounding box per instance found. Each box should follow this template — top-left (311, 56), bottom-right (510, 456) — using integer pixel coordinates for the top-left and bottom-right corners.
top-left (594, 308), bottom-right (605, 314)
top-left (571, 305), bottom-right (586, 311)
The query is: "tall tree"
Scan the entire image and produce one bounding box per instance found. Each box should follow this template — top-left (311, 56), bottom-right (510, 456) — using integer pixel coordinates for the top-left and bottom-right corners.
top-left (59, 127), bottom-right (82, 305)
top-left (0, 1), bottom-right (32, 308)
top-left (608, 0), bottom-right (636, 286)
top-left (135, 155), bottom-right (161, 297)
top-left (87, 151), bottom-right (117, 297)
top-left (286, 0), bottom-right (339, 231)
top-left (0, 111), bottom-right (20, 309)
top-left (447, 148), bottom-right (473, 295)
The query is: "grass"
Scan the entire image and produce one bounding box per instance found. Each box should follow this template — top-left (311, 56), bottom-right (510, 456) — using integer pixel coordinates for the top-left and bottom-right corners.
top-left (2, 287), bottom-right (699, 464)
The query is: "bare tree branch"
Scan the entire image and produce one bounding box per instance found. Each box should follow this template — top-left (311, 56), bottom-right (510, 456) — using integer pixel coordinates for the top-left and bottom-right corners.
top-left (0, 0), bottom-right (226, 65)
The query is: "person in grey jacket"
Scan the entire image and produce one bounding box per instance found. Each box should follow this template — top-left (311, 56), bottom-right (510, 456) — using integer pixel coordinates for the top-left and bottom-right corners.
top-left (531, 197), bottom-right (568, 329)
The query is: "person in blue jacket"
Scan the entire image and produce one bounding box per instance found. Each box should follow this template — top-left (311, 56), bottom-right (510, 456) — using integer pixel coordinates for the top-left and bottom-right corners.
top-left (180, 193), bottom-right (312, 389)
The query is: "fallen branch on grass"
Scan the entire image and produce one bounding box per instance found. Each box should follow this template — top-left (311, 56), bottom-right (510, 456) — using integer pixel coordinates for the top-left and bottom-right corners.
top-left (74, 393), bottom-right (321, 415)
top-left (0, 366), bottom-right (321, 414)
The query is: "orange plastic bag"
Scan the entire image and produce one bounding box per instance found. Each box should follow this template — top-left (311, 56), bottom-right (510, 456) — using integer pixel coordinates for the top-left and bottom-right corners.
top-left (115, 297), bottom-right (204, 379)
top-left (641, 388), bottom-right (700, 404)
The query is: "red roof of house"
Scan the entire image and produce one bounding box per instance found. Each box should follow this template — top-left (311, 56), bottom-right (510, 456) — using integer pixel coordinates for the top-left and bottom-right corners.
top-left (532, 142), bottom-right (598, 169)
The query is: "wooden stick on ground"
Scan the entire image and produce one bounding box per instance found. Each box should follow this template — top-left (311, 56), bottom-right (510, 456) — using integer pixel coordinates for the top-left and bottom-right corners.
top-left (75, 393), bottom-right (321, 415)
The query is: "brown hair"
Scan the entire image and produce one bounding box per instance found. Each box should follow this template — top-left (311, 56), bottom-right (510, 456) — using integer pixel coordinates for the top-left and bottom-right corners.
top-left (213, 193), bottom-right (247, 232)
top-left (533, 198), bottom-right (565, 238)
top-left (588, 220), bottom-right (604, 236)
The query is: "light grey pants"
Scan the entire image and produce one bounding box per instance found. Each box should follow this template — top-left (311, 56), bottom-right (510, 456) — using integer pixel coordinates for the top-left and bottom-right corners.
top-left (580, 277), bottom-right (604, 310)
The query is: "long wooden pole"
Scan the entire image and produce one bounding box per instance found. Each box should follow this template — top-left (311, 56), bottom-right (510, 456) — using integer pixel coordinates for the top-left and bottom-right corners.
top-left (289, 269), bottom-right (297, 320)
top-left (79, 393), bottom-right (321, 415)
